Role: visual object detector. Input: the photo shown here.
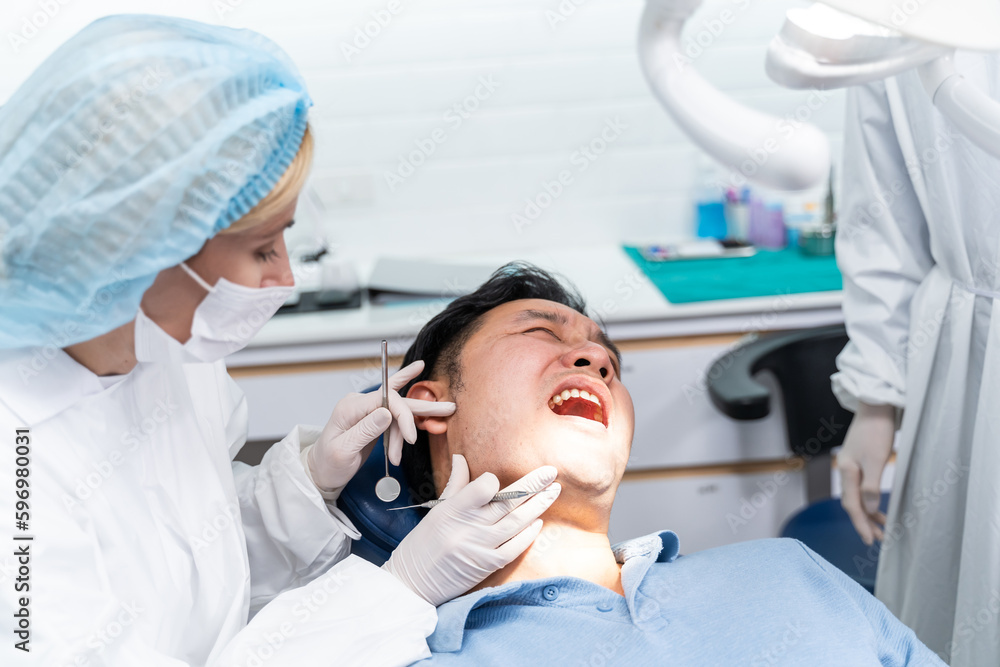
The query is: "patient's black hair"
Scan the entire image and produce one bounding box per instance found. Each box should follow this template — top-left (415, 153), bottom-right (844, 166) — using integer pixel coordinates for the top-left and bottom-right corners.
top-left (399, 262), bottom-right (598, 503)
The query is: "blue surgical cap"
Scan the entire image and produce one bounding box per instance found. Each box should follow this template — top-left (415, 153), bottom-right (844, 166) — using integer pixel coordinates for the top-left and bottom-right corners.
top-left (0, 14), bottom-right (312, 349)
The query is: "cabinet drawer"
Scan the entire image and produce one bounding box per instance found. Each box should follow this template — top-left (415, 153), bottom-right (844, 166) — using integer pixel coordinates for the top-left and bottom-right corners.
top-left (610, 467), bottom-right (807, 553)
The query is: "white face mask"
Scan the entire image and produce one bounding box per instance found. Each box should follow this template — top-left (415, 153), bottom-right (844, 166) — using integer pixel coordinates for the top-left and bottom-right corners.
top-left (175, 261), bottom-right (294, 363)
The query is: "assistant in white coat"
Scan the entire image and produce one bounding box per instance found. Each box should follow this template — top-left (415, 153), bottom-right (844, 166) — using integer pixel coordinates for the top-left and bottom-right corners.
top-left (0, 315), bottom-right (437, 665)
top-left (832, 52), bottom-right (1000, 666)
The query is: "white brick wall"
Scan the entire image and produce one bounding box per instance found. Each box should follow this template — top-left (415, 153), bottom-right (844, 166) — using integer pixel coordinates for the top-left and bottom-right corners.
top-left (1, 0), bottom-right (844, 258)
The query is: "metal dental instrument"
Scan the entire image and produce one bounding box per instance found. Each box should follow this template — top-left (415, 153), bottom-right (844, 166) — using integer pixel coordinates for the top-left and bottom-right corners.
top-left (387, 490), bottom-right (534, 511)
top-left (375, 340), bottom-right (401, 502)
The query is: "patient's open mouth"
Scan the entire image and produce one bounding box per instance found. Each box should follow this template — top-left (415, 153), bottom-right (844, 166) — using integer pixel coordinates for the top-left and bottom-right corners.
top-left (548, 388), bottom-right (606, 427)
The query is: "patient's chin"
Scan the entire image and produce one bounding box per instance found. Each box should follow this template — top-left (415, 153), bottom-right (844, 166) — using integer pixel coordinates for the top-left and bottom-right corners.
top-left (459, 419), bottom-right (627, 498)
top-left (546, 435), bottom-right (625, 476)
top-left (549, 465), bottom-right (620, 501)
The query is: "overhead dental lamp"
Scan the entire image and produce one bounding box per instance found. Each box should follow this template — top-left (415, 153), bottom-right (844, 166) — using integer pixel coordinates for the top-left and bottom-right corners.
top-left (638, 0), bottom-right (1000, 190)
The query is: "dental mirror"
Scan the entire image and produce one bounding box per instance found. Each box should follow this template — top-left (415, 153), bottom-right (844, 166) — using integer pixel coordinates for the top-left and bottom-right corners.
top-left (375, 339), bottom-right (401, 502)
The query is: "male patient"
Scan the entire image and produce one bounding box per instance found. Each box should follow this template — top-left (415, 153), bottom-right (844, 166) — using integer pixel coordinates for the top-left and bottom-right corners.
top-left (396, 262), bottom-right (942, 666)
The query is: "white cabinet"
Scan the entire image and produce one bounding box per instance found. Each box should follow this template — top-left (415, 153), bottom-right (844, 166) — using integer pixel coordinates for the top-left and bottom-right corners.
top-left (620, 340), bottom-right (789, 467)
top-left (232, 366), bottom-right (372, 442)
top-left (605, 340), bottom-right (808, 549)
top-left (610, 468), bottom-right (806, 553)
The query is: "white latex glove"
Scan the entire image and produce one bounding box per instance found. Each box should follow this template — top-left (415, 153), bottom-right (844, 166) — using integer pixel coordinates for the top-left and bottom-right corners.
top-left (306, 359), bottom-right (456, 499)
top-left (838, 402), bottom-right (897, 545)
top-left (382, 454), bottom-right (561, 606)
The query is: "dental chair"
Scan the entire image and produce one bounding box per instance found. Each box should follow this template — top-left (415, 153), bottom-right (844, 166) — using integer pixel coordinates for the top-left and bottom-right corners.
top-left (338, 435), bottom-right (424, 566)
top-left (705, 324), bottom-right (889, 593)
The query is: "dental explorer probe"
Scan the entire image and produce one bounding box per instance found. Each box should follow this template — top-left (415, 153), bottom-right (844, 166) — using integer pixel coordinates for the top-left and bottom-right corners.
top-left (374, 340), bottom-right (402, 502)
top-left (387, 490), bottom-right (534, 511)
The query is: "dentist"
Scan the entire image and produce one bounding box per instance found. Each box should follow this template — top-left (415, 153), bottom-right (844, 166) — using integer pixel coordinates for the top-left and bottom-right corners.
top-left (0, 15), bottom-right (559, 666)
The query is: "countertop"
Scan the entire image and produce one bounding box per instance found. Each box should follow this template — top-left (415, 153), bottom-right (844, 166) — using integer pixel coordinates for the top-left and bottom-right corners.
top-left (228, 245), bottom-right (843, 367)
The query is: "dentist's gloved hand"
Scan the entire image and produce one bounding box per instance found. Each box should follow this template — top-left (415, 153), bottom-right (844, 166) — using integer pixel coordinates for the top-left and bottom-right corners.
top-left (838, 402), bottom-right (897, 546)
top-left (304, 360), bottom-right (456, 500)
top-left (382, 455), bottom-right (561, 606)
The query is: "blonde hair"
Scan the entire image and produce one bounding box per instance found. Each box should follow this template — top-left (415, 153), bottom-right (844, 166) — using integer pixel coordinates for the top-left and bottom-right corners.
top-left (222, 124), bottom-right (314, 234)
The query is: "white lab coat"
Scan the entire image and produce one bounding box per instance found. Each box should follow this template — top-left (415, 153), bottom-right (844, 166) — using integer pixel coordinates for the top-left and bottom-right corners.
top-left (832, 53), bottom-right (1000, 666)
top-left (0, 339), bottom-right (436, 666)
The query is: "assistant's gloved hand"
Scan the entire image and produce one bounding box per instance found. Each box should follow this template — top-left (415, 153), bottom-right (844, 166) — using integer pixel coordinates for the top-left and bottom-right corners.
top-left (382, 455), bottom-right (561, 606)
top-left (304, 360), bottom-right (456, 500)
top-left (838, 402), bottom-right (897, 545)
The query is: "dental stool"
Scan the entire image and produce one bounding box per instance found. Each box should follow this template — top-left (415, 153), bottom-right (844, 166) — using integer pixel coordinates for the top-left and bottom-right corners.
top-left (705, 324), bottom-right (889, 593)
top-left (337, 435), bottom-right (424, 566)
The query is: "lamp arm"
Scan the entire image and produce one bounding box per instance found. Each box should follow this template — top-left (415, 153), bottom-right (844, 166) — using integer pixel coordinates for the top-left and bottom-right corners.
top-left (638, 0), bottom-right (830, 190)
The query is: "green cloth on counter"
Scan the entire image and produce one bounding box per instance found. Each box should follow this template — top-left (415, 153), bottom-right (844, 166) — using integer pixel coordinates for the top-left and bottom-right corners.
top-left (623, 245), bottom-right (841, 304)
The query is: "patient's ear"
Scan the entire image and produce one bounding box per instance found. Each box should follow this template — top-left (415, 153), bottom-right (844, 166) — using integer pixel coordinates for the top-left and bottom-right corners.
top-left (406, 380), bottom-right (450, 435)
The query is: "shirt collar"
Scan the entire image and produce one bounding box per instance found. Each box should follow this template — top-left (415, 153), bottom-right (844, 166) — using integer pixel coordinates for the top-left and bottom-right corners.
top-left (430, 530), bottom-right (679, 653)
top-left (0, 347), bottom-right (108, 425)
top-left (615, 530), bottom-right (679, 626)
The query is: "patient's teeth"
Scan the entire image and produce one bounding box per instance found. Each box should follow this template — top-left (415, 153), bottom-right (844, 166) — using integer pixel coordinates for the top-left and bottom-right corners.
top-left (550, 387), bottom-right (604, 413)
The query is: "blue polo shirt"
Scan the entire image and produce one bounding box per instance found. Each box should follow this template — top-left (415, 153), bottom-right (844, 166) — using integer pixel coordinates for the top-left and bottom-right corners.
top-left (414, 532), bottom-right (943, 666)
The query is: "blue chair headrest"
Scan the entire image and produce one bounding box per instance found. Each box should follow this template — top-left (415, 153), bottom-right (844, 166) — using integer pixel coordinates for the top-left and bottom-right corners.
top-left (337, 397), bottom-right (428, 565)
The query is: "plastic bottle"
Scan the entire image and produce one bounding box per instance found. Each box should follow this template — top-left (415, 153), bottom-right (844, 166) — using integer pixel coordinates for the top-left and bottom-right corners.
top-left (725, 186), bottom-right (751, 241)
top-left (693, 157), bottom-right (727, 239)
